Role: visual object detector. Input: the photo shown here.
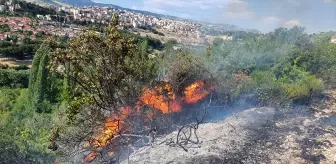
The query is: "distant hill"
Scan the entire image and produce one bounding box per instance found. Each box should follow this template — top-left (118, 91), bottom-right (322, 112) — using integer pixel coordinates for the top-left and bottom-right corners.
top-left (57, 0), bottom-right (94, 6)
top-left (23, 0), bottom-right (178, 19)
top-left (22, 0), bottom-right (260, 33)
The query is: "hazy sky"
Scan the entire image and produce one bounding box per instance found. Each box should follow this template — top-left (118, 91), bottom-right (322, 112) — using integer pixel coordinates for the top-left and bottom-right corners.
top-left (93, 0), bottom-right (336, 33)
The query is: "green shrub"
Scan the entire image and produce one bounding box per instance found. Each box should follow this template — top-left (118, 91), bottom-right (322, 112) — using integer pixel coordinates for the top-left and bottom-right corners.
top-left (0, 69), bottom-right (29, 88)
top-left (0, 88), bottom-right (21, 112)
top-left (278, 66), bottom-right (324, 103)
top-left (292, 39), bottom-right (336, 88)
top-left (0, 24), bottom-right (10, 33)
top-left (249, 70), bottom-right (290, 107)
top-left (1, 89), bottom-right (57, 163)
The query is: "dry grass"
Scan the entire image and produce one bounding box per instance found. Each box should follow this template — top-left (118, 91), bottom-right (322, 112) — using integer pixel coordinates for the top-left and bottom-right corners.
top-left (0, 58), bottom-right (32, 68)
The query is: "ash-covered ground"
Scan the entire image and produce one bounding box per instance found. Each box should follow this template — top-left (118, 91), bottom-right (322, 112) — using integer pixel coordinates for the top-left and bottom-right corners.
top-left (120, 91), bottom-right (336, 164)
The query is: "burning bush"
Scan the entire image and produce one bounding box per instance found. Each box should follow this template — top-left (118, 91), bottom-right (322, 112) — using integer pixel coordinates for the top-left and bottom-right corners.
top-left (138, 81), bottom-right (182, 114)
top-left (80, 79), bottom-right (216, 163)
top-left (49, 14), bottom-right (160, 162)
top-left (50, 14), bottom-right (216, 163)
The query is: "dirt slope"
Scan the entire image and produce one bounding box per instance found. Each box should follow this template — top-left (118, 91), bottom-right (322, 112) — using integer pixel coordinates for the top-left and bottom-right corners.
top-left (122, 91), bottom-right (336, 164)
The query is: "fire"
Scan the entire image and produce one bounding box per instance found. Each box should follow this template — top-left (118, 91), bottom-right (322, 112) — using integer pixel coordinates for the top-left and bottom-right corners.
top-left (108, 151), bottom-right (115, 157)
top-left (83, 152), bottom-right (97, 164)
top-left (90, 106), bottom-right (132, 148)
top-left (138, 82), bottom-right (181, 114)
top-left (183, 80), bottom-right (216, 104)
top-left (84, 80), bottom-right (215, 163)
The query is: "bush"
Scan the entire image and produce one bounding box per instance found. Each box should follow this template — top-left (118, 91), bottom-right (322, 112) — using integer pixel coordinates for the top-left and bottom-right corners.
top-left (0, 135), bottom-right (23, 164)
top-left (274, 64), bottom-right (324, 103)
top-left (319, 65), bottom-right (336, 88)
top-left (293, 42), bottom-right (336, 88)
top-left (0, 24), bottom-right (10, 33)
top-left (280, 73), bottom-right (323, 103)
top-left (158, 48), bottom-right (212, 93)
top-left (246, 70), bottom-right (290, 107)
top-left (120, 30), bottom-right (163, 50)
top-left (0, 69), bottom-right (29, 88)
top-left (0, 88), bottom-right (21, 112)
top-left (164, 39), bottom-right (178, 48)
top-left (0, 44), bottom-right (37, 60)
top-left (0, 88), bottom-right (57, 163)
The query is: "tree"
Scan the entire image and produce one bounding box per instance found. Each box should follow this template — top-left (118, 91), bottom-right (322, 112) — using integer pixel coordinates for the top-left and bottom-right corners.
top-left (28, 42), bottom-right (53, 113)
top-left (139, 38), bottom-right (149, 54)
top-left (49, 14), bottom-right (158, 160)
top-left (29, 43), bottom-right (46, 112)
top-left (291, 36), bottom-right (336, 88)
top-left (51, 13), bottom-right (157, 114)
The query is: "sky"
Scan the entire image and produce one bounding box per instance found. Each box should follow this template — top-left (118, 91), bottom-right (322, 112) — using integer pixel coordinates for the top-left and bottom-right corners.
top-left (93, 0), bottom-right (336, 33)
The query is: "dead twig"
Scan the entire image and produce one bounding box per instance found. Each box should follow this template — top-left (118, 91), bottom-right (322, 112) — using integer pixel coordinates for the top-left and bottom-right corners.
top-left (167, 109), bottom-right (207, 152)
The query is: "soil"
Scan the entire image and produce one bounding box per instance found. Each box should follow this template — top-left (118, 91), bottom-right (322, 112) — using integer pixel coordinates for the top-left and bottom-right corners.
top-left (121, 90), bottom-right (336, 164)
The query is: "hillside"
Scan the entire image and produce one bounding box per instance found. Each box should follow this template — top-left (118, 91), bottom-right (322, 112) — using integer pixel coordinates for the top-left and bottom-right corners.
top-left (22, 0), bottom-right (178, 19)
top-left (57, 0), bottom-right (92, 5)
top-left (21, 0), bottom-right (258, 33)
top-left (122, 105), bottom-right (336, 164)
top-left (23, 0), bottom-right (93, 6)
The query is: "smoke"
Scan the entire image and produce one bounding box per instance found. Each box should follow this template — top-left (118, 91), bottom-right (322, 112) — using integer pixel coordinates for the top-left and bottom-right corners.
top-left (164, 25), bottom-right (309, 122)
top-left (80, 22), bottom-right (316, 164)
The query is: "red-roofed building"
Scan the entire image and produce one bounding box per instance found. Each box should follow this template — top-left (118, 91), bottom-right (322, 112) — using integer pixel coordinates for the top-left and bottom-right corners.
top-left (30, 35), bottom-right (36, 40)
top-left (0, 34), bottom-right (5, 40)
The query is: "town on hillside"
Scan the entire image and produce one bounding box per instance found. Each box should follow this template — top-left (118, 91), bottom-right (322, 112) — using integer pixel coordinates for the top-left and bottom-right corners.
top-left (0, 0), bottom-right (236, 45)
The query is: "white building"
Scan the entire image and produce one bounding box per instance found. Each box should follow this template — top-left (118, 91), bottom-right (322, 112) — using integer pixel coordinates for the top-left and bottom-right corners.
top-left (222, 35), bottom-right (233, 40)
top-left (71, 9), bottom-right (80, 15)
top-left (45, 15), bottom-right (52, 21)
top-left (331, 35), bottom-right (336, 43)
top-left (6, 0), bottom-right (13, 5)
top-left (36, 14), bottom-right (44, 20)
top-left (73, 14), bottom-right (80, 20)
top-left (8, 6), bottom-right (14, 12)
top-left (0, 5), bottom-right (6, 12)
top-left (132, 20), bottom-right (138, 28)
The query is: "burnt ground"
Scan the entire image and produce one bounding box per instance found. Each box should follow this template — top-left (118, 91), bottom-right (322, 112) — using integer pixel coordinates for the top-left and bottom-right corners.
top-left (120, 90), bottom-right (336, 164)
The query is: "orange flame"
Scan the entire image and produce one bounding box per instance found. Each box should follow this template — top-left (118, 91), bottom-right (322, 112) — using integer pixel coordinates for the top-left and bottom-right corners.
top-left (83, 152), bottom-right (97, 164)
top-left (183, 80), bottom-right (216, 104)
top-left (84, 80), bottom-right (215, 163)
top-left (89, 106), bottom-right (132, 148)
top-left (138, 82), bottom-right (181, 114)
top-left (84, 107), bottom-right (132, 163)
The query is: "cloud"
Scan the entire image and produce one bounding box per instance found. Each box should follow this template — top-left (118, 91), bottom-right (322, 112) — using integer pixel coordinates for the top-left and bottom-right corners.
top-left (262, 17), bottom-right (301, 27)
top-left (200, 5), bottom-right (212, 10)
top-left (284, 0), bottom-right (301, 6)
top-left (141, 0), bottom-right (169, 14)
top-left (323, 0), bottom-right (336, 3)
top-left (147, 0), bottom-right (185, 7)
top-left (146, 7), bottom-right (167, 14)
top-left (138, 0), bottom-right (235, 19)
top-left (142, 0), bottom-right (232, 10)
top-left (261, 17), bottom-right (282, 22)
top-left (284, 20), bottom-right (301, 26)
top-left (224, 0), bottom-right (255, 19)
